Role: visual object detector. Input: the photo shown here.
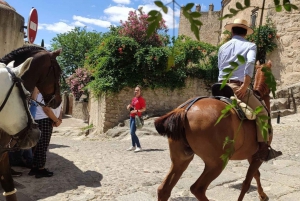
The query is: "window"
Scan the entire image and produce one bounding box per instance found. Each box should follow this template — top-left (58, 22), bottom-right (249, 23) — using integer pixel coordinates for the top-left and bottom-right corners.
top-left (250, 7), bottom-right (259, 28)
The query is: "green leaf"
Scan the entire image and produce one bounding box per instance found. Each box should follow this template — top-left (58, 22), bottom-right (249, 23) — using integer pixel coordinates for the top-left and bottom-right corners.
top-left (219, 14), bottom-right (233, 20)
top-left (229, 61), bottom-right (239, 68)
top-left (244, 0), bottom-right (250, 7)
top-left (191, 23), bottom-right (200, 40)
top-left (223, 68), bottom-right (234, 73)
top-left (290, 4), bottom-right (298, 10)
top-left (237, 55), bottom-right (245, 64)
top-left (148, 10), bottom-right (159, 16)
top-left (190, 12), bottom-right (201, 18)
top-left (154, 1), bottom-right (164, 8)
top-left (162, 6), bottom-right (168, 14)
top-left (230, 8), bottom-right (238, 14)
top-left (274, 0), bottom-right (280, 5)
top-left (276, 5), bottom-right (282, 12)
top-left (254, 106), bottom-right (263, 114)
top-left (147, 16), bottom-right (156, 22)
top-left (146, 21), bottom-right (157, 37)
top-left (183, 10), bottom-right (189, 19)
top-left (236, 2), bottom-right (243, 10)
top-left (284, 4), bottom-right (291, 11)
top-left (193, 20), bottom-right (203, 26)
top-left (184, 3), bottom-right (194, 11)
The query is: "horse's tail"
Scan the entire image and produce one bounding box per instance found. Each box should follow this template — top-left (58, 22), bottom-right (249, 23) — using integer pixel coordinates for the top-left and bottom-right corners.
top-left (154, 108), bottom-right (186, 141)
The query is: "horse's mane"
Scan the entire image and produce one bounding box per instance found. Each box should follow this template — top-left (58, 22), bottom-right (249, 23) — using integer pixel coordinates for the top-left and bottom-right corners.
top-left (0, 46), bottom-right (46, 65)
top-left (253, 61), bottom-right (272, 98)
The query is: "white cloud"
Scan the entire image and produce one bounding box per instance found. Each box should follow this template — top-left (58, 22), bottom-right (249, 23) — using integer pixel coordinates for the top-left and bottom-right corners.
top-left (73, 21), bottom-right (86, 27)
top-left (104, 6), bottom-right (135, 23)
top-left (39, 22), bottom-right (75, 33)
top-left (73, 15), bottom-right (111, 27)
top-left (112, 0), bottom-right (131, 4)
top-left (201, 4), bottom-right (208, 11)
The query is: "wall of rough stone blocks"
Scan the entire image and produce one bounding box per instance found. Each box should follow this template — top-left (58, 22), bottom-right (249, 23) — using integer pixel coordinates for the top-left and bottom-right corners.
top-left (88, 78), bottom-right (211, 134)
top-left (0, 4), bottom-right (25, 58)
top-left (178, 5), bottom-right (221, 45)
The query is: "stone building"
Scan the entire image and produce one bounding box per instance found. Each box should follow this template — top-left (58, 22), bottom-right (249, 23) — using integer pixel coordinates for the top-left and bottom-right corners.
top-left (179, 0), bottom-right (300, 89)
top-left (179, 4), bottom-right (221, 45)
top-left (0, 0), bottom-right (25, 58)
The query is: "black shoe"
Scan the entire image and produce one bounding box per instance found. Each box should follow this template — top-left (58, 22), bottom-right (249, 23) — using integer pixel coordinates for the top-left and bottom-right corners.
top-left (11, 168), bottom-right (22, 177)
top-left (28, 167), bottom-right (38, 176)
top-left (266, 147), bottom-right (282, 161)
top-left (35, 168), bottom-right (53, 178)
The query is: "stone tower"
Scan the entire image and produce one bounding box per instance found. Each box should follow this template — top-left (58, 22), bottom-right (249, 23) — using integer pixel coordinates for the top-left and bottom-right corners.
top-left (178, 3), bottom-right (221, 45)
top-left (0, 0), bottom-right (25, 57)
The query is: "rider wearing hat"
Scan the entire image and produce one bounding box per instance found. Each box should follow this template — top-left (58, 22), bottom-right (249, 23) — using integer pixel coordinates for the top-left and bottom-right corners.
top-left (218, 19), bottom-right (282, 161)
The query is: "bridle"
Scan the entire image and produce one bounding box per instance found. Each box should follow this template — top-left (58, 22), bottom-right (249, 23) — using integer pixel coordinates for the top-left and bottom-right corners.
top-left (0, 67), bottom-right (38, 155)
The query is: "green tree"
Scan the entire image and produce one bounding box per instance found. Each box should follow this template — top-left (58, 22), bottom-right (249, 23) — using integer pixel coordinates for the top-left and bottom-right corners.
top-left (51, 27), bottom-right (103, 78)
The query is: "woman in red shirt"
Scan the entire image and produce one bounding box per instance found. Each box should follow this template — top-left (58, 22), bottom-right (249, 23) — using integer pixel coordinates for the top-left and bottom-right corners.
top-left (126, 85), bottom-right (146, 152)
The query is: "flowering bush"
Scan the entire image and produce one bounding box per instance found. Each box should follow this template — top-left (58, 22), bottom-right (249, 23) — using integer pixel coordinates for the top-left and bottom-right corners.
top-left (66, 68), bottom-right (91, 101)
top-left (119, 9), bottom-right (168, 47)
top-left (246, 18), bottom-right (277, 63)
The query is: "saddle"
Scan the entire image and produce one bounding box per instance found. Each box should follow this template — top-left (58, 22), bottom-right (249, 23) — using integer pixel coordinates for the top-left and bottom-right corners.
top-left (180, 84), bottom-right (256, 120)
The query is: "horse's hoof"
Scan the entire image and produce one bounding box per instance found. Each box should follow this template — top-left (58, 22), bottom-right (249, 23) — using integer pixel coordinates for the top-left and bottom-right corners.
top-left (259, 194), bottom-right (269, 201)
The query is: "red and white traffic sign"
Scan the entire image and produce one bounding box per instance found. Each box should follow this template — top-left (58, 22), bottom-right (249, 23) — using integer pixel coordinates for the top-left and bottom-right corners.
top-left (27, 8), bottom-right (38, 44)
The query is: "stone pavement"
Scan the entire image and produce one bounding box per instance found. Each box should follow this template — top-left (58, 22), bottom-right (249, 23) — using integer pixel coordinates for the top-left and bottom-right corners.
top-left (2, 114), bottom-right (300, 201)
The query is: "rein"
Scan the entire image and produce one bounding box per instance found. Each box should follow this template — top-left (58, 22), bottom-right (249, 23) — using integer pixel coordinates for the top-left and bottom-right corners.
top-left (0, 68), bottom-right (36, 154)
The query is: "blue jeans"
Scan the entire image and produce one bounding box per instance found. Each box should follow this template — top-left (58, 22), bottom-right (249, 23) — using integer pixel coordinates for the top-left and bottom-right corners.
top-left (130, 116), bottom-right (141, 148)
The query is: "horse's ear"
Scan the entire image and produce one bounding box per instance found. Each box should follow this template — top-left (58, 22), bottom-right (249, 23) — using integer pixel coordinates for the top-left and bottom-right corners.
top-left (0, 63), bottom-right (6, 68)
top-left (15, 57), bottom-right (33, 77)
top-left (255, 60), bottom-right (261, 69)
top-left (267, 60), bottom-right (272, 68)
top-left (52, 48), bottom-right (62, 57)
top-left (7, 61), bottom-right (15, 68)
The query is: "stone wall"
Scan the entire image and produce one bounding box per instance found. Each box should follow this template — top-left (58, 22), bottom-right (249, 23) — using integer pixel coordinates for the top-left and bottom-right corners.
top-left (0, 3), bottom-right (25, 57)
top-left (178, 4), bottom-right (221, 45)
top-left (89, 78), bottom-right (210, 134)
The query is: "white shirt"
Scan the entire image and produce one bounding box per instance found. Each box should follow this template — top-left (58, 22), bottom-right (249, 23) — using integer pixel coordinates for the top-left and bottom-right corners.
top-left (218, 35), bottom-right (257, 82)
top-left (35, 93), bottom-right (62, 120)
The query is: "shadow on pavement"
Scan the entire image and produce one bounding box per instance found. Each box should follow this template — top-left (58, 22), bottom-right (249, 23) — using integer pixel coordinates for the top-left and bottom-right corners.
top-left (230, 183), bottom-right (257, 193)
top-left (3, 144), bottom-right (103, 200)
top-left (170, 197), bottom-right (198, 201)
top-left (141, 148), bottom-right (165, 152)
top-left (49, 144), bottom-right (70, 149)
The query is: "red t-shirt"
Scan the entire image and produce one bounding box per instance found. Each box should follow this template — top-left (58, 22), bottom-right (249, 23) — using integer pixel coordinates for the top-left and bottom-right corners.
top-left (130, 96), bottom-right (146, 117)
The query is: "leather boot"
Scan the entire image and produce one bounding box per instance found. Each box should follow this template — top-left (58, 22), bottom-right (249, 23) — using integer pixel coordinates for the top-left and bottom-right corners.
top-left (253, 142), bottom-right (282, 161)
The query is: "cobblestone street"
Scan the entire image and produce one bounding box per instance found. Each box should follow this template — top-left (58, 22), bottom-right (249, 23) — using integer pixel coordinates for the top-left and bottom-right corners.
top-left (3, 114), bottom-right (300, 201)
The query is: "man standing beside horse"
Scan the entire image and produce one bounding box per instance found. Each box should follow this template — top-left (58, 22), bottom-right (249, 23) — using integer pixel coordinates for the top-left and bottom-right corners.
top-left (218, 18), bottom-right (282, 161)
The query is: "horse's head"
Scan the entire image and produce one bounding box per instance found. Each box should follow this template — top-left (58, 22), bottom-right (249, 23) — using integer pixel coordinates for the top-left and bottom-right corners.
top-left (0, 58), bottom-right (40, 149)
top-left (0, 46), bottom-right (62, 109)
top-left (33, 48), bottom-right (63, 109)
top-left (253, 60), bottom-right (272, 110)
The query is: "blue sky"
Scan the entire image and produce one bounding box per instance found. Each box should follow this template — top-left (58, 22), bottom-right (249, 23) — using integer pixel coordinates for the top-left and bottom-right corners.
top-left (6, 0), bottom-right (221, 48)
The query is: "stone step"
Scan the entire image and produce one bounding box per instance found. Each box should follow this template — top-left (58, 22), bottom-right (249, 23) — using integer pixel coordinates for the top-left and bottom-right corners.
top-left (270, 98), bottom-right (290, 111)
top-left (271, 109), bottom-right (294, 118)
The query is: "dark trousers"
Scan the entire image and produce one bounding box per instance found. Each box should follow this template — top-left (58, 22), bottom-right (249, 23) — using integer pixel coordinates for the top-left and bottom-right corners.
top-left (33, 118), bottom-right (53, 168)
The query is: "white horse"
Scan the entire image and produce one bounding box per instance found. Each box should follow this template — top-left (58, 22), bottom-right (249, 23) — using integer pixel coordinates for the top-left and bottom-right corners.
top-left (0, 57), bottom-right (40, 149)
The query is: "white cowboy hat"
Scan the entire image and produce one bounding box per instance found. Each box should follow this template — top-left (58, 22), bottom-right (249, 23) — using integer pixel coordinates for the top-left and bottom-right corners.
top-left (224, 19), bottom-right (253, 35)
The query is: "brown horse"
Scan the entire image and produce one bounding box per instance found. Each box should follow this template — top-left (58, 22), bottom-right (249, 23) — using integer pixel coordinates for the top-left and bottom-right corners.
top-left (0, 45), bottom-right (62, 108)
top-left (0, 45), bottom-right (62, 201)
top-left (154, 61), bottom-right (273, 201)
